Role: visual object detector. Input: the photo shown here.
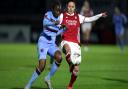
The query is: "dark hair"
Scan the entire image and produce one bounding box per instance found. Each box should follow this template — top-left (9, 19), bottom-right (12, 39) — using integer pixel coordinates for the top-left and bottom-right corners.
top-left (51, 1), bottom-right (61, 10)
top-left (67, 0), bottom-right (76, 4)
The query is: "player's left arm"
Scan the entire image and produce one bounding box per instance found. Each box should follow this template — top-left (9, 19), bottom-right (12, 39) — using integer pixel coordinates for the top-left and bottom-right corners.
top-left (79, 12), bottom-right (107, 23)
top-left (122, 14), bottom-right (127, 23)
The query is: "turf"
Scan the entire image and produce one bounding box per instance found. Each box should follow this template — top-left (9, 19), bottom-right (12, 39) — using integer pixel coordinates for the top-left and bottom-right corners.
top-left (0, 44), bottom-right (128, 89)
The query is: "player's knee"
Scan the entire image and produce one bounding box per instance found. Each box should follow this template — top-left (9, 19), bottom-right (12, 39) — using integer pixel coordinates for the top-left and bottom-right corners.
top-left (38, 65), bottom-right (45, 72)
top-left (38, 59), bottom-right (46, 72)
top-left (55, 50), bottom-right (62, 61)
top-left (39, 66), bottom-right (44, 72)
top-left (54, 51), bottom-right (62, 66)
top-left (36, 67), bottom-right (41, 75)
top-left (72, 66), bottom-right (79, 76)
top-left (72, 69), bottom-right (79, 76)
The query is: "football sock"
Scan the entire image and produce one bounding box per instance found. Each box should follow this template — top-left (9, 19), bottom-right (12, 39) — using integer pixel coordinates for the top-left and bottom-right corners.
top-left (46, 61), bottom-right (59, 80)
top-left (27, 68), bottom-right (41, 87)
top-left (68, 73), bottom-right (77, 87)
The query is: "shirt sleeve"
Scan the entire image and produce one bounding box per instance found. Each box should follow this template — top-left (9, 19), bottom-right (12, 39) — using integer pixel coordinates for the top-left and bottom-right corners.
top-left (59, 13), bottom-right (63, 24)
top-left (79, 14), bottom-right (102, 23)
top-left (43, 12), bottom-right (55, 26)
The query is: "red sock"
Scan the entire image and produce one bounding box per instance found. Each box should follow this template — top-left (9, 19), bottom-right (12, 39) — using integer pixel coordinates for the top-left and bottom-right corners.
top-left (68, 73), bottom-right (77, 87)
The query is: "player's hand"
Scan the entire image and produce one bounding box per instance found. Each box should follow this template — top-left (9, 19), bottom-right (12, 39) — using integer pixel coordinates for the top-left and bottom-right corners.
top-left (60, 24), bottom-right (67, 30)
top-left (54, 20), bottom-right (60, 25)
top-left (101, 12), bottom-right (107, 17)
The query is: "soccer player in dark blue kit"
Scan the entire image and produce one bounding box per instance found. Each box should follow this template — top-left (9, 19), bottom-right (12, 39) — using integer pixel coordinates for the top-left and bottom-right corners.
top-left (25, 1), bottom-right (65, 89)
top-left (113, 7), bottom-right (127, 53)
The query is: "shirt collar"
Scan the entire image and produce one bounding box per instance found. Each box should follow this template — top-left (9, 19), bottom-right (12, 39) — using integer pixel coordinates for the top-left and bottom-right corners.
top-left (66, 12), bottom-right (74, 16)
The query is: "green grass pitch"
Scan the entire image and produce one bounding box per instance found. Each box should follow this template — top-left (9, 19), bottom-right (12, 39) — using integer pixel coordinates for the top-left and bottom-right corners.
top-left (0, 44), bottom-right (128, 89)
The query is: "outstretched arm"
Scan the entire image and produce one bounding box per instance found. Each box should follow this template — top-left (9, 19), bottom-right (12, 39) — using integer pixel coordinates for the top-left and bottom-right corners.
top-left (79, 12), bottom-right (107, 23)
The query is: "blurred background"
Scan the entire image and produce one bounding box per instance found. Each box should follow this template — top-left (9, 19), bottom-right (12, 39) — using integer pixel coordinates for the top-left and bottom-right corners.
top-left (0, 0), bottom-right (127, 44)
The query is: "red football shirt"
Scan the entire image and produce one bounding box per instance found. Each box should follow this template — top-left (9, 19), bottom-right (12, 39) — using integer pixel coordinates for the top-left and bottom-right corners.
top-left (62, 12), bottom-right (80, 44)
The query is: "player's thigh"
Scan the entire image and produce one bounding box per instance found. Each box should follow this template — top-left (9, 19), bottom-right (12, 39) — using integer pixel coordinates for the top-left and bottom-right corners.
top-left (61, 42), bottom-right (71, 54)
top-left (48, 44), bottom-right (60, 58)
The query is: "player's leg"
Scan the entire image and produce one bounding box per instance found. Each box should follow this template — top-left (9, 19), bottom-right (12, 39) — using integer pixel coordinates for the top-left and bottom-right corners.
top-left (48, 57), bottom-right (54, 70)
top-left (25, 60), bottom-right (47, 89)
top-left (119, 29), bottom-right (125, 52)
top-left (85, 29), bottom-right (91, 42)
top-left (118, 34), bottom-right (124, 52)
top-left (67, 65), bottom-right (79, 89)
top-left (116, 28), bottom-right (125, 52)
top-left (62, 44), bottom-right (76, 89)
top-left (25, 39), bottom-right (48, 89)
top-left (46, 50), bottom-right (62, 80)
top-left (68, 49), bottom-right (81, 89)
top-left (83, 29), bottom-right (90, 51)
top-left (25, 60), bottom-right (46, 89)
top-left (62, 41), bottom-right (81, 89)
top-left (45, 45), bottom-right (62, 89)
top-left (82, 23), bottom-right (92, 51)
top-left (63, 43), bottom-right (76, 72)
top-left (63, 43), bottom-right (71, 65)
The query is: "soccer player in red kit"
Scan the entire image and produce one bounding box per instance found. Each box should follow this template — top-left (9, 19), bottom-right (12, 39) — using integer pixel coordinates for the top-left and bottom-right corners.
top-left (59, 0), bottom-right (107, 89)
top-left (80, 0), bottom-right (94, 51)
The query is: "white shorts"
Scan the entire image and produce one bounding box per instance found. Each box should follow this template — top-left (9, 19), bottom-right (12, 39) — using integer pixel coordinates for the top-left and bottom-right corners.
top-left (61, 40), bottom-right (81, 65)
top-left (82, 23), bottom-right (92, 32)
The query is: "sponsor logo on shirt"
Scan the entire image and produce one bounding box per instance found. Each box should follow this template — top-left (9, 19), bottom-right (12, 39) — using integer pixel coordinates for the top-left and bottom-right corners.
top-left (66, 20), bottom-right (77, 25)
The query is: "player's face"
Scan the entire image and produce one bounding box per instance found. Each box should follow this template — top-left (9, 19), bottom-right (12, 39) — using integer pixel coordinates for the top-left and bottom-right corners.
top-left (53, 5), bottom-right (61, 17)
top-left (115, 7), bottom-right (120, 14)
top-left (67, 2), bottom-right (75, 14)
top-left (84, 1), bottom-right (90, 10)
